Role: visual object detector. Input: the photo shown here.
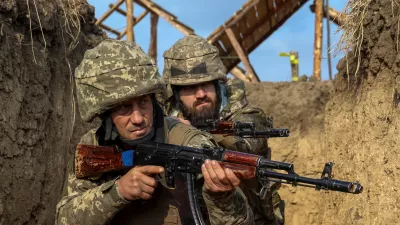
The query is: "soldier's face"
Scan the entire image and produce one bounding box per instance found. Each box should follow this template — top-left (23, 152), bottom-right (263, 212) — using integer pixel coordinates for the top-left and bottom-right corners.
top-left (111, 94), bottom-right (154, 140)
top-left (179, 81), bottom-right (218, 125)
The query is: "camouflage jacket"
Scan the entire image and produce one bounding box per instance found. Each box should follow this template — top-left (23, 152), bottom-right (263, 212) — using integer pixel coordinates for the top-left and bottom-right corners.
top-left (166, 78), bottom-right (284, 225)
top-left (55, 118), bottom-right (254, 225)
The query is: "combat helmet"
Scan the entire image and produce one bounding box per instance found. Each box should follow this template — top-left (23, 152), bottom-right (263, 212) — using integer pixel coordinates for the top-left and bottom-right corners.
top-left (163, 34), bottom-right (226, 88)
top-left (75, 39), bottom-right (165, 122)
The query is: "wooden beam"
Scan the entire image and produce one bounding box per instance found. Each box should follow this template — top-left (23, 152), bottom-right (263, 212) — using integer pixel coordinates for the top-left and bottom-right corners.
top-left (95, 0), bottom-right (125, 25)
top-left (99, 23), bottom-right (120, 36)
top-left (313, 0), bottom-right (323, 81)
top-left (207, 0), bottom-right (260, 44)
top-left (225, 27), bottom-right (259, 82)
top-left (110, 3), bottom-right (136, 21)
top-left (117, 10), bottom-right (149, 40)
top-left (310, 4), bottom-right (344, 26)
top-left (135, 0), bottom-right (194, 36)
top-left (149, 13), bottom-right (159, 63)
top-left (126, 0), bottom-right (135, 42)
top-left (230, 67), bottom-right (251, 83)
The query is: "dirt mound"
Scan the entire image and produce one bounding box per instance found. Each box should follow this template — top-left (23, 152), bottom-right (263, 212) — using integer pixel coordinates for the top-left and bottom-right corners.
top-left (0, 0), bottom-right (103, 224)
top-left (321, 0), bottom-right (400, 224)
top-left (245, 81), bottom-right (333, 225)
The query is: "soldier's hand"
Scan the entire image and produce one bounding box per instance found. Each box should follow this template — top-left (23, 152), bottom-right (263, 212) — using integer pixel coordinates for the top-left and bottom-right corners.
top-left (201, 159), bottom-right (241, 193)
top-left (116, 165), bottom-right (164, 201)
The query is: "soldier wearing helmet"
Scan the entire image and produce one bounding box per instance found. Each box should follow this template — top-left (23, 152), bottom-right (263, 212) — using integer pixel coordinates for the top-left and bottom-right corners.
top-left (55, 39), bottom-right (254, 225)
top-left (162, 35), bottom-right (285, 225)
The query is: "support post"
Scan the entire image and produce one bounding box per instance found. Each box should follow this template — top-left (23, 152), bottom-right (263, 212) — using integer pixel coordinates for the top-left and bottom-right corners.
top-left (290, 51), bottom-right (299, 82)
top-left (149, 13), bottom-right (159, 63)
top-left (126, 0), bottom-right (135, 42)
top-left (225, 27), bottom-right (259, 82)
top-left (117, 10), bottom-right (149, 40)
top-left (310, 4), bottom-right (345, 26)
top-left (313, 0), bottom-right (323, 81)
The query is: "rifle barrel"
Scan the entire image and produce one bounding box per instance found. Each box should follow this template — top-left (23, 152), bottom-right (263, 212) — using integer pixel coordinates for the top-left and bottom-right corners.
top-left (259, 169), bottom-right (363, 194)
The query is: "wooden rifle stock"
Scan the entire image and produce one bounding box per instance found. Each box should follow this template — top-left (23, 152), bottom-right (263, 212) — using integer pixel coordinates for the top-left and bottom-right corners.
top-left (75, 144), bottom-right (258, 179)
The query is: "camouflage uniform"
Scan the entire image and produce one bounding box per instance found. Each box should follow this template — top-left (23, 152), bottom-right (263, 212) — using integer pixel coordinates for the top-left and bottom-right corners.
top-left (162, 35), bottom-right (284, 225)
top-left (55, 40), bottom-right (254, 225)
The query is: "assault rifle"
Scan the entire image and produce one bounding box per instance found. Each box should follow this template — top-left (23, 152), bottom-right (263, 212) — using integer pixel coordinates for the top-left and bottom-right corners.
top-left (75, 142), bottom-right (363, 225)
top-left (196, 120), bottom-right (290, 138)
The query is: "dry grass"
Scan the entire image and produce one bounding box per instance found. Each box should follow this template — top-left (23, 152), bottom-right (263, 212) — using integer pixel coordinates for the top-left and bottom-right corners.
top-left (334, 0), bottom-right (400, 80)
top-left (333, 0), bottom-right (373, 79)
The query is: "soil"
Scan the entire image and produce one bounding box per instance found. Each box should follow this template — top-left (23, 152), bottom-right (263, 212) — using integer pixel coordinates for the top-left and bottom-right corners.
top-left (321, 0), bottom-right (400, 224)
top-left (245, 81), bottom-right (333, 225)
top-left (0, 0), bottom-right (103, 224)
top-left (2, 0), bottom-right (399, 224)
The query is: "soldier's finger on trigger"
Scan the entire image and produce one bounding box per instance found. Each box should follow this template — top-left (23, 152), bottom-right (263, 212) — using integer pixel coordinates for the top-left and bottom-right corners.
top-left (139, 165), bottom-right (164, 175)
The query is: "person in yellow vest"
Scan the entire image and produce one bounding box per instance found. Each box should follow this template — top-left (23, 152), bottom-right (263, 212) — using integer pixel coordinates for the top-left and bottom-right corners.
top-left (162, 35), bottom-right (284, 225)
top-left (55, 39), bottom-right (254, 225)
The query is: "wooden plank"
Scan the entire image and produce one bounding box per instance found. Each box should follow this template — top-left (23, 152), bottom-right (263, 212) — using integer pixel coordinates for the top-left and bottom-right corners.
top-left (135, 0), bottom-right (194, 36)
top-left (256, 0), bottom-right (269, 19)
top-left (148, 13), bottom-right (159, 63)
top-left (99, 23), bottom-right (120, 36)
top-left (267, 0), bottom-right (278, 27)
top-left (117, 10), bottom-right (149, 40)
top-left (96, 0), bottom-right (125, 25)
top-left (225, 27), bottom-right (259, 82)
top-left (244, 6), bottom-right (260, 30)
top-left (219, 32), bottom-right (234, 54)
top-left (224, 0), bottom-right (307, 72)
top-left (207, 25), bottom-right (224, 43)
top-left (212, 41), bottom-right (227, 56)
top-left (313, 0), bottom-right (323, 80)
top-left (126, 0), bottom-right (135, 42)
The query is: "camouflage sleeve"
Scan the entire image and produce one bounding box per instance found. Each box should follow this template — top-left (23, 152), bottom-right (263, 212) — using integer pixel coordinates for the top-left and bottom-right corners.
top-left (186, 133), bottom-right (254, 225)
top-left (230, 107), bottom-right (270, 156)
top-left (55, 171), bottom-right (129, 225)
top-left (55, 129), bottom-right (130, 225)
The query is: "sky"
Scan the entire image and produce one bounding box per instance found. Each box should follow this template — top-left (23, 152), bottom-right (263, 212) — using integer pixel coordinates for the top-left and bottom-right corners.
top-left (88, 0), bottom-right (348, 82)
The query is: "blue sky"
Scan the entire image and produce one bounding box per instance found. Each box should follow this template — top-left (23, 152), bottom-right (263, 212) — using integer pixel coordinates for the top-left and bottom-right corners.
top-left (88, 0), bottom-right (347, 81)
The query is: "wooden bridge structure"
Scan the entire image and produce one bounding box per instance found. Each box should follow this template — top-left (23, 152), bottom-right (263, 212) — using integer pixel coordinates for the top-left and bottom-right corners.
top-left (95, 0), bottom-right (343, 82)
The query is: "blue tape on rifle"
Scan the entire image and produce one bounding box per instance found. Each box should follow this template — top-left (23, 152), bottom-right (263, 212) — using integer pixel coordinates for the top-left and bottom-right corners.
top-left (122, 150), bottom-right (134, 167)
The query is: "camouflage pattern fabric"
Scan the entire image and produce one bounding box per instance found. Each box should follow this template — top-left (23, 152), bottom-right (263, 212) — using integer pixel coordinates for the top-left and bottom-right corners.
top-left (162, 34), bottom-right (226, 100)
top-left (161, 33), bottom-right (285, 224)
top-left (55, 119), bottom-right (254, 225)
top-left (75, 39), bottom-right (165, 122)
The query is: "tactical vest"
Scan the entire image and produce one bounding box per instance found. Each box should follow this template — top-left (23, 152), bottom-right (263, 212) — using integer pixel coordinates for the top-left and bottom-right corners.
top-left (110, 118), bottom-right (208, 225)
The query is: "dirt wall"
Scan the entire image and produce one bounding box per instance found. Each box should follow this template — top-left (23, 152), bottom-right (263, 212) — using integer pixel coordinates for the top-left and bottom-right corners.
top-left (245, 81), bottom-right (333, 225)
top-left (321, 0), bottom-right (400, 224)
top-left (0, 0), bottom-right (103, 224)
